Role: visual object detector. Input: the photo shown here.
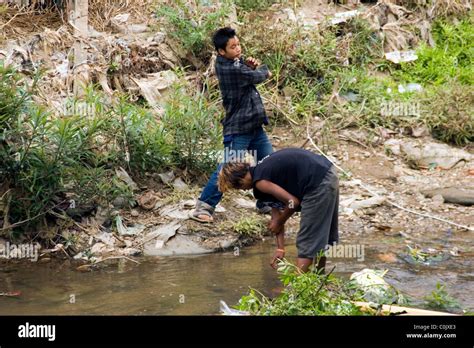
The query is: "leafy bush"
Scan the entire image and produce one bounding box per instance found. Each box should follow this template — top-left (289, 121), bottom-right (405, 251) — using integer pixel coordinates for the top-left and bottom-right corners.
top-left (161, 88), bottom-right (223, 174)
top-left (424, 282), bottom-right (461, 311)
top-left (156, 0), bottom-right (232, 60)
top-left (236, 261), bottom-right (367, 315)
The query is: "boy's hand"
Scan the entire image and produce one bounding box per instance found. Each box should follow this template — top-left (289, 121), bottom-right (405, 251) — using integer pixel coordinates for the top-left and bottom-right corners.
top-left (270, 249), bottom-right (285, 269)
top-left (245, 57), bottom-right (260, 69)
top-left (268, 219), bottom-right (284, 235)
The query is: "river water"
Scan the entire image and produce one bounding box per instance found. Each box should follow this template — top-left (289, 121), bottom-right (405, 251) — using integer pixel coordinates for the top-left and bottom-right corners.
top-left (0, 234), bottom-right (473, 315)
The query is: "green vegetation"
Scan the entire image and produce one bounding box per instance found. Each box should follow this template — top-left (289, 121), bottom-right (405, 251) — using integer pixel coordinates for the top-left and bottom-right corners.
top-left (232, 215), bottom-right (266, 236)
top-left (397, 19), bottom-right (474, 85)
top-left (162, 87), bottom-right (223, 174)
top-left (236, 260), bottom-right (367, 315)
top-left (0, 63), bottom-right (222, 235)
top-left (424, 282), bottom-right (461, 311)
top-left (1, 2), bottom-right (472, 239)
top-left (156, 0), bottom-right (232, 60)
top-left (234, 0), bottom-right (281, 12)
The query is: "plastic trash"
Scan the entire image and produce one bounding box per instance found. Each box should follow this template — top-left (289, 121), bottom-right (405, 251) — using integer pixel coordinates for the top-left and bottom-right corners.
top-left (385, 50), bottom-right (418, 64)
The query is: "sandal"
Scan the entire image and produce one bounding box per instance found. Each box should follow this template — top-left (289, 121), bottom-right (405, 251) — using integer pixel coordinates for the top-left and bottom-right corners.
top-left (190, 200), bottom-right (215, 223)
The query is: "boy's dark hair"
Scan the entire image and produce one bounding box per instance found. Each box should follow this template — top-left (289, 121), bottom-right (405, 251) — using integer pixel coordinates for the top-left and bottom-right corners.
top-left (212, 27), bottom-right (236, 52)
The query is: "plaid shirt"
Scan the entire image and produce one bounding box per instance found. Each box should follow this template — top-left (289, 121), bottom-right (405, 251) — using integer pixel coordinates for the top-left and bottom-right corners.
top-left (215, 55), bottom-right (270, 136)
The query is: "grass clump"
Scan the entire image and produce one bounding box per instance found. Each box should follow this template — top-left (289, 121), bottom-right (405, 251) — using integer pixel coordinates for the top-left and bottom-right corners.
top-left (232, 215), bottom-right (266, 236)
top-left (397, 18), bottom-right (474, 85)
top-left (156, 0), bottom-right (232, 61)
top-left (421, 81), bottom-right (473, 145)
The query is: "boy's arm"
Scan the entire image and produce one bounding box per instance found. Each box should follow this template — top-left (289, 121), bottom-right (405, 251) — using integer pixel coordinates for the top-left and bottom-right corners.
top-left (239, 63), bottom-right (271, 85)
top-left (256, 180), bottom-right (299, 226)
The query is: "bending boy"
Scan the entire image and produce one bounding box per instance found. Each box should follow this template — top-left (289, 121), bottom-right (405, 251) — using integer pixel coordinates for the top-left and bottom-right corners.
top-left (218, 148), bottom-right (339, 272)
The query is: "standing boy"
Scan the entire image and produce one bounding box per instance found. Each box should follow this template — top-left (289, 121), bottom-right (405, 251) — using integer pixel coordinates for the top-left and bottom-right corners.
top-left (192, 27), bottom-right (274, 222)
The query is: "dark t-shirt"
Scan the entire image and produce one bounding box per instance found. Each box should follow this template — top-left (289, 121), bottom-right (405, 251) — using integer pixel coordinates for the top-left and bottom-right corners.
top-left (249, 148), bottom-right (332, 207)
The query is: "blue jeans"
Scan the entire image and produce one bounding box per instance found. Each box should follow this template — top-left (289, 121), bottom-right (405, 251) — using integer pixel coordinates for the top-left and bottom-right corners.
top-left (198, 127), bottom-right (273, 208)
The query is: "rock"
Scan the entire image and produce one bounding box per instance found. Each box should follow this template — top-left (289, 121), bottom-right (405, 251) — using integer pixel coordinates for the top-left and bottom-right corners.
top-left (384, 139), bottom-right (402, 156)
top-left (112, 13), bottom-right (130, 24)
top-left (377, 253), bottom-right (398, 263)
top-left (144, 234), bottom-right (213, 256)
top-left (159, 205), bottom-right (190, 220)
top-left (76, 264), bottom-right (92, 272)
top-left (112, 196), bottom-right (128, 208)
top-left (400, 140), bottom-right (473, 170)
top-left (146, 221), bottom-right (181, 249)
top-left (115, 167), bottom-right (138, 191)
top-left (215, 205), bottom-right (226, 213)
top-left (421, 187), bottom-right (474, 206)
top-left (398, 83), bottom-right (423, 93)
top-left (172, 177), bottom-right (188, 191)
top-left (138, 190), bottom-right (160, 210)
top-left (95, 232), bottom-right (115, 247)
top-left (110, 14), bottom-right (148, 34)
top-left (431, 194), bottom-right (445, 206)
top-left (330, 10), bottom-right (361, 25)
top-left (131, 209), bottom-right (140, 217)
top-left (234, 197), bottom-right (255, 209)
top-left (73, 252), bottom-right (85, 260)
top-left (342, 196), bottom-right (386, 211)
top-left (91, 242), bottom-right (107, 255)
top-left (126, 24), bottom-right (149, 34)
top-left (349, 196), bottom-right (386, 210)
top-left (158, 170), bottom-right (175, 185)
top-left (182, 200), bottom-right (196, 209)
top-left (411, 125), bottom-right (430, 138)
top-left (90, 205), bottom-right (111, 227)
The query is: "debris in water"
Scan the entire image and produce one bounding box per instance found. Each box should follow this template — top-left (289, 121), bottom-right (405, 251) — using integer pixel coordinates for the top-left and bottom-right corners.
top-left (0, 291), bottom-right (21, 297)
top-left (350, 269), bottom-right (406, 305)
top-left (219, 300), bottom-right (250, 316)
top-left (403, 245), bottom-right (449, 265)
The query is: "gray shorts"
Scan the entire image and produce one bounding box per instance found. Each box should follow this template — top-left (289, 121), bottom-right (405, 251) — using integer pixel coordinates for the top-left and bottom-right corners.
top-left (296, 166), bottom-right (339, 259)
